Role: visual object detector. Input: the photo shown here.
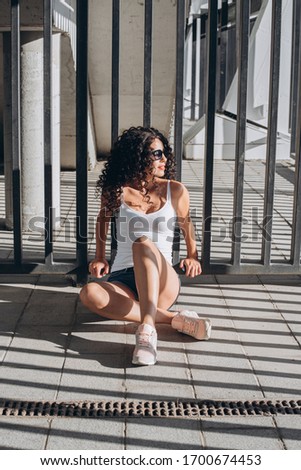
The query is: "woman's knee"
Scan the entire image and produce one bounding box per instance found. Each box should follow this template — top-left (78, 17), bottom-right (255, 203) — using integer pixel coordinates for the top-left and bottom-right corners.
top-left (132, 236), bottom-right (155, 256)
top-left (79, 282), bottom-right (105, 307)
top-left (79, 283), bottom-right (91, 305)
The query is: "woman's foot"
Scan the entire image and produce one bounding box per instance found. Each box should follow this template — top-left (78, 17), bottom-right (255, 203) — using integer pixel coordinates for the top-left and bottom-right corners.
top-left (171, 310), bottom-right (212, 340)
top-left (132, 323), bottom-right (157, 366)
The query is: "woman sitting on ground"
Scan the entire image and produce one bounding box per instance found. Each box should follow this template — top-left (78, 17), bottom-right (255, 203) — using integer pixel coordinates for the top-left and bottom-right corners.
top-left (80, 126), bottom-right (211, 366)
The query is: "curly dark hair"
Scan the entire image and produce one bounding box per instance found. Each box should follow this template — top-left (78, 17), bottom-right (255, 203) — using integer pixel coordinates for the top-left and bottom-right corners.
top-left (96, 126), bottom-right (176, 213)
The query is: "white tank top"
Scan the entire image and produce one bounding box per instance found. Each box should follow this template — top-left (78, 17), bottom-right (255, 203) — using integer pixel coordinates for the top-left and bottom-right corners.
top-left (111, 181), bottom-right (177, 272)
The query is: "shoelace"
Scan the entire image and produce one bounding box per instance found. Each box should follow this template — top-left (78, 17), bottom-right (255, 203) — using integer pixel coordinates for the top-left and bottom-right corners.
top-left (137, 333), bottom-right (154, 348)
top-left (182, 317), bottom-right (199, 336)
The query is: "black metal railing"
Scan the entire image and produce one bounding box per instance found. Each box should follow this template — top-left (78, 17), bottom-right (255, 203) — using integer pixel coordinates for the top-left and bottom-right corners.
top-left (11, 0), bottom-right (22, 266)
top-left (0, 0), bottom-right (82, 281)
top-left (0, 0), bottom-right (186, 284)
top-left (1, 0), bottom-right (300, 280)
top-left (200, 0), bottom-right (301, 274)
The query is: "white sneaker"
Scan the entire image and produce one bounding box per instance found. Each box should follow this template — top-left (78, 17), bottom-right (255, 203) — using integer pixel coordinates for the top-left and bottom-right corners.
top-left (171, 310), bottom-right (212, 340)
top-left (132, 323), bottom-right (157, 366)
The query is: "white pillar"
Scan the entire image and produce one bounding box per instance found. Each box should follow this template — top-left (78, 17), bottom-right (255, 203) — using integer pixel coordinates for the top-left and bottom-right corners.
top-left (3, 31), bottom-right (61, 231)
top-left (52, 33), bottom-right (61, 226)
top-left (20, 32), bottom-right (45, 230)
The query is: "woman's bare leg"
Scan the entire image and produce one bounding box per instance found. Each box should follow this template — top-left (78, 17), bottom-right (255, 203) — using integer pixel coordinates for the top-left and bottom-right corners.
top-left (80, 237), bottom-right (180, 325)
top-left (79, 281), bottom-right (177, 323)
top-left (132, 236), bottom-right (180, 328)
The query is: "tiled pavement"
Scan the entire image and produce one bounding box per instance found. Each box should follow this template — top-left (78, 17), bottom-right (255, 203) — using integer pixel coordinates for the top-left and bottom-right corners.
top-left (0, 160), bottom-right (300, 450)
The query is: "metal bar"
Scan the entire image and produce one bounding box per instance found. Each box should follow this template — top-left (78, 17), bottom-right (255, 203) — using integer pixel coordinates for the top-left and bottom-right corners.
top-left (174, 0), bottom-right (185, 182)
top-left (180, 262), bottom-right (301, 277)
top-left (110, 0), bottom-right (120, 257)
top-left (0, 262), bottom-right (78, 275)
top-left (219, 0), bottom-right (228, 109)
top-left (44, 0), bottom-right (53, 265)
top-left (76, 0), bottom-right (89, 284)
top-left (290, 33), bottom-right (301, 267)
top-left (173, 0), bottom-right (186, 265)
top-left (0, 261), bottom-right (300, 276)
top-left (190, 16), bottom-right (197, 121)
top-left (201, 0), bottom-right (218, 271)
top-left (11, 0), bottom-right (22, 265)
top-left (289, 0), bottom-right (301, 156)
top-left (231, 0), bottom-right (250, 267)
top-left (143, 0), bottom-right (152, 127)
top-left (261, 0), bottom-right (282, 266)
top-left (111, 0), bottom-right (120, 146)
top-left (227, 21), bottom-right (237, 92)
top-left (199, 14), bottom-right (207, 119)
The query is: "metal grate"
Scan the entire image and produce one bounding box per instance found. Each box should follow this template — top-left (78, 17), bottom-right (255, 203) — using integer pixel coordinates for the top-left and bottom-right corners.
top-left (1, 399), bottom-right (301, 418)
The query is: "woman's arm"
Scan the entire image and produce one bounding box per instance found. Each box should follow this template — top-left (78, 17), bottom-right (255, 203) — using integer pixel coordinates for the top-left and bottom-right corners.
top-left (89, 196), bottom-right (111, 278)
top-left (171, 180), bottom-right (202, 277)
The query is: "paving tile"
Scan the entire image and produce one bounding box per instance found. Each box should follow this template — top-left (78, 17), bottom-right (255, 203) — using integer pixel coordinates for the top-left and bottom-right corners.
top-left (233, 317), bottom-right (295, 335)
top-left (237, 332), bottom-right (301, 358)
top-left (125, 324), bottom-right (194, 401)
top-left (36, 275), bottom-right (80, 294)
top-left (219, 288), bottom-right (275, 309)
top-left (126, 417), bottom-right (203, 450)
top-left (274, 416), bottom-right (301, 450)
top-left (4, 326), bottom-right (69, 366)
top-left (219, 281), bottom-right (299, 345)
top-left (0, 283), bottom-right (34, 304)
top-left (68, 322), bottom-right (126, 355)
top-left (75, 308), bottom-right (106, 325)
top-left (125, 352), bottom-right (195, 402)
top-left (249, 358), bottom-right (301, 398)
top-left (0, 275), bottom-right (39, 285)
top-left (259, 275), bottom-right (301, 289)
top-left (56, 355), bottom-right (126, 401)
top-left (177, 283), bottom-right (228, 317)
top-left (0, 331), bottom-right (13, 362)
top-left (0, 326), bottom-right (67, 400)
top-left (261, 283), bottom-right (301, 334)
top-left (0, 364), bottom-right (62, 401)
top-left (201, 417), bottom-right (283, 450)
top-left (186, 333), bottom-right (262, 400)
top-left (47, 418), bottom-right (124, 450)
top-left (0, 302), bottom-right (25, 329)
top-left (176, 284), bottom-right (231, 337)
top-left (19, 289), bottom-right (78, 326)
top-left (0, 417), bottom-right (49, 450)
top-left (234, 321), bottom-right (298, 349)
top-left (216, 275), bottom-right (261, 286)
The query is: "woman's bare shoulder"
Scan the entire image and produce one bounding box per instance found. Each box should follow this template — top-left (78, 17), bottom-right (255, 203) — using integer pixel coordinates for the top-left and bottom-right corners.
top-left (156, 179), bottom-right (189, 201)
top-left (169, 180), bottom-right (189, 213)
top-left (169, 179), bottom-right (188, 196)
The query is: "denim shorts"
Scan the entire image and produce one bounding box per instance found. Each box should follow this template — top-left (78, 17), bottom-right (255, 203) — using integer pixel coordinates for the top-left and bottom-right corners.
top-left (106, 266), bottom-right (181, 308)
top-left (107, 267), bottom-right (139, 299)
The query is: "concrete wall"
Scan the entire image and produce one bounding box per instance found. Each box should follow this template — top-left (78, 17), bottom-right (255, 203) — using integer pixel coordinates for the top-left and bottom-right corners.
top-left (0, 0), bottom-right (44, 30)
top-left (0, 0), bottom-right (178, 164)
top-left (0, 0), bottom-right (96, 171)
top-left (0, 0), bottom-right (44, 171)
top-left (184, 0), bottom-right (294, 160)
top-left (89, 0), bottom-right (178, 156)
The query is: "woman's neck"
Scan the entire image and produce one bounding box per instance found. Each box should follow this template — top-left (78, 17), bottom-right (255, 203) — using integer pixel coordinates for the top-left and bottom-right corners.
top-left (127, 177), bottom-right (158, 192)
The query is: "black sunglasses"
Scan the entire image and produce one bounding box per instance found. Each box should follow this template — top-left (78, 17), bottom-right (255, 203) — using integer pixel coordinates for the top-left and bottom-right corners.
top-left (151, 149), bottom-right (166, 160)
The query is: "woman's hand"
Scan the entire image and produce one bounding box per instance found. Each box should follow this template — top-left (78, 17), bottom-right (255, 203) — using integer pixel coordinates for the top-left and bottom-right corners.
top-left (88, 258), bottom-right (110, 278)
top-left (179, 258), bottom-right (202, 277)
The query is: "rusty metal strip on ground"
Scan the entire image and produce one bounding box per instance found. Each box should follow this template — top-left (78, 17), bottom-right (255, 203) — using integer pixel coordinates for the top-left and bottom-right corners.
top-left (0, 399), bottom-right (301, 418)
